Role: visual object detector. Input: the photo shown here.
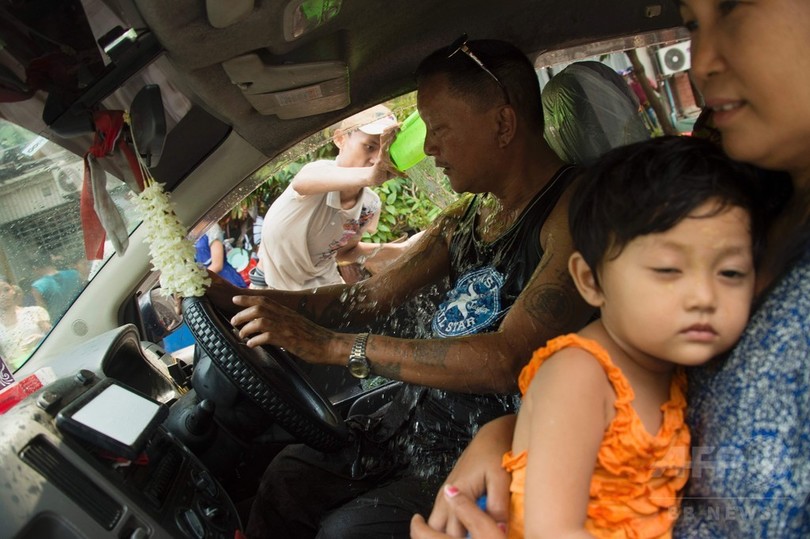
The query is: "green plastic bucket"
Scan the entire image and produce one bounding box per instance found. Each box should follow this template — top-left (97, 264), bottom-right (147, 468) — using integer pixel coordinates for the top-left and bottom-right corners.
top-left (389, 111), bottom-right (427, 171)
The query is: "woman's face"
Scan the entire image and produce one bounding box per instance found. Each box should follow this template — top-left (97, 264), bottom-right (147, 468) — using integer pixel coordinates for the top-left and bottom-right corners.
top-left (682, 0), bottom-right (810, 179)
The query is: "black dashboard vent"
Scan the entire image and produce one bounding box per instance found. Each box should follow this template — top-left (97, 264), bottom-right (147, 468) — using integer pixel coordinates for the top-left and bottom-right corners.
top-left (143, 445), bottom-right (183, 508)
top-left (20, 436), bottom-right (123, 530)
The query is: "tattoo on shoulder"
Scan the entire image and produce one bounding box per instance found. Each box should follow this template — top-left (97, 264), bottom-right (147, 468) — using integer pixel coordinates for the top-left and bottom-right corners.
top-left (524, 283), bottom-right (575, 332)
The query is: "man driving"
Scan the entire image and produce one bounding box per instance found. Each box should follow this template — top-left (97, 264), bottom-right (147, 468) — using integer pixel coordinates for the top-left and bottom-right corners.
top-left (207, 37), bottom-right (593, 538)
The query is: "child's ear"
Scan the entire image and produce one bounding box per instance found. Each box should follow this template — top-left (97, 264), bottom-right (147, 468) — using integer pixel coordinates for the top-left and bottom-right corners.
top-left (568, 252), bottom-right (604, 307)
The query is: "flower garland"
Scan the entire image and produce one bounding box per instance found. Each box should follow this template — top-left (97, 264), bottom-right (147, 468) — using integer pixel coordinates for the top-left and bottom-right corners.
top-left (129, 116), bottom-right (210, 297)
top-left (134, 182), bottom-right (210, 297)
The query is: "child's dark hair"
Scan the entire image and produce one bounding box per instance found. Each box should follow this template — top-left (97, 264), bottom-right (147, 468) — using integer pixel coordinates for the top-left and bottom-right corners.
top-left (569, 135), bottom-right (764, 283)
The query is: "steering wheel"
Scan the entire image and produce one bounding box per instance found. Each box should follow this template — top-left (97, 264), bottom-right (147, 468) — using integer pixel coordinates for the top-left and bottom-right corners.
top-left (182, 295), bottom-right (350, 452)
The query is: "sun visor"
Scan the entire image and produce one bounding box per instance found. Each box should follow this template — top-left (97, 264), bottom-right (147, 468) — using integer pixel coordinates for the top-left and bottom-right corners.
top-left (222, 54), bottom-right (349, 119)
top-left (206, 0), bottom-right (255, 28)
top-left (542, 61), bottom-right (650, 165)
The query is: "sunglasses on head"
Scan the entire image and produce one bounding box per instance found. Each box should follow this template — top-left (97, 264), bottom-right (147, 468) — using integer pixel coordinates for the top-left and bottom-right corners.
top-left (447, 34), bottom-right (511, 105)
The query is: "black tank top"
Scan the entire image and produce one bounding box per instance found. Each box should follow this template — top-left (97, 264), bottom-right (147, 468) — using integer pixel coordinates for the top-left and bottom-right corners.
top-left (385, 165), bottom-right (580, 479)
top-left (431, 165), bottom-right (579, 337)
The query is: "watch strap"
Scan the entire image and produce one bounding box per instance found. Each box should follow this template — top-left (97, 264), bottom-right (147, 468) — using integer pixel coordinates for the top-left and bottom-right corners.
top-left (347, 332), bottom-right (371, 379)
top-left (350, 332), bottom-right (370, 362)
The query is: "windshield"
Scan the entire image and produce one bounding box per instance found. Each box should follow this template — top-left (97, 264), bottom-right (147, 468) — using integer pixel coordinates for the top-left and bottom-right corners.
top-left (0, 119), bottom-right (141, 372)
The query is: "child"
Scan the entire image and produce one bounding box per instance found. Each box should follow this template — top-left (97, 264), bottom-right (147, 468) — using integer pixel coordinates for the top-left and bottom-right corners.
top-left (194, 222), bottom-right (247, 288)
top-left (503, 136), bottom-right (763, 538)
top-left (254, 104), bottom-right (405, 290)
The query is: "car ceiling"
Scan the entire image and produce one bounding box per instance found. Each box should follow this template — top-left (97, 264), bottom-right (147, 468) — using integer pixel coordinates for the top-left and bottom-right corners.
top-left (1, 0), bottom-right (683, 164)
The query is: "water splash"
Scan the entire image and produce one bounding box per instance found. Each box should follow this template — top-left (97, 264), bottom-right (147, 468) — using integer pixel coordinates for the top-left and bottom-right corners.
top-left (404, 159), bottom-right (456, 209)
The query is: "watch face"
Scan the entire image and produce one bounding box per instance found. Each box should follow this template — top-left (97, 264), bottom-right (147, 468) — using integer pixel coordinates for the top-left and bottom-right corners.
top-left (348, 357), bottom-right (370, 379)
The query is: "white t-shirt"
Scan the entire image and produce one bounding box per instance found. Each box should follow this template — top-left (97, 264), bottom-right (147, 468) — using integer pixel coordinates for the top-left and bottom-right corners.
top-left (258, 161), bottom-right (381, 290)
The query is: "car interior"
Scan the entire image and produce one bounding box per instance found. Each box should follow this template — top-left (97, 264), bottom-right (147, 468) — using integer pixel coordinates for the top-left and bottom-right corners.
top-left (0, 0), bottom-right (692, 537)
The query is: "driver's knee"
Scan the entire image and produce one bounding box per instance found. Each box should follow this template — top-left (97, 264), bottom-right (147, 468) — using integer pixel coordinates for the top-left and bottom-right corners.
top-left (315, 478), bottom-right (436, 539)
top-left (246, 467), bottom-right (315, 538)
top-left (248, 443), bottom-right (366, 537)
top-left (316, 501), bottom-right (413, 539)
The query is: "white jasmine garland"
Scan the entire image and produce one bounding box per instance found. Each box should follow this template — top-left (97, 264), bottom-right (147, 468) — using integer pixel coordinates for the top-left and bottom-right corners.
top-left (135, 181), bottom-right (210, 297)
top-left (126, 112), bottom-right (210, 297)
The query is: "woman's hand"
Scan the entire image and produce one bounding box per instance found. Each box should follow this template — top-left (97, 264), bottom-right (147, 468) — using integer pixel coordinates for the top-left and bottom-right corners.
top-left (411, 486), bottom-right (507, 538)
top-left (422, 415), bottom-right (516, 536)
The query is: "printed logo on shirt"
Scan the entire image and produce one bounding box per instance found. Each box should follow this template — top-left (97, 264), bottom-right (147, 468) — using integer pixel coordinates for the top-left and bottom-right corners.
top-left (318, 204), bottom-right (378, 263)
top-left (433, 266), bottom-right (504, 337)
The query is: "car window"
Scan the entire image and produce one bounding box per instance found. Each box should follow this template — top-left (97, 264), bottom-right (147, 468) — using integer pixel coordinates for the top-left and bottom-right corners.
top-left (0, 119), bottom-right (142, 371)
top-left (152, 94), bottom-right (457, 358)
top-left (189, 92), bottom-right (455, 272)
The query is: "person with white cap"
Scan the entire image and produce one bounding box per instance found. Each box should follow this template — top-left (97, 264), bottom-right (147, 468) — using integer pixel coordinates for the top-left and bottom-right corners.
top-left (253, 103), bottom-right (404, 290)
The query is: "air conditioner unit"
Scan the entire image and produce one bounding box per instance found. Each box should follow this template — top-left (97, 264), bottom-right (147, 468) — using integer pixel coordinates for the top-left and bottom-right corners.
top-left (51, 163), bottom-right (82, 196)
top-left (657, 41), bottom-right (691, 76)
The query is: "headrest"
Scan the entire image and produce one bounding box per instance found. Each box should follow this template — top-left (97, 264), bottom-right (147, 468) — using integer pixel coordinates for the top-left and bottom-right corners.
top-left (542, 61), bottom-right (650, 165)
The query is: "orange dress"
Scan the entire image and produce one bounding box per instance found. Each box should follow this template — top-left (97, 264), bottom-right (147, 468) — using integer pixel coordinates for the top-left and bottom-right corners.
top-left (502, 334), bottom-right (690, 538)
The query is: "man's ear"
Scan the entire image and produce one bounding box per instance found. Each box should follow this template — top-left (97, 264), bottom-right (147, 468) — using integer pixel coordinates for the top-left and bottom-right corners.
top-left (496, 105), bottom-right (516, 147)
top-left (568, 252), bottom-right (604, 307)
top-left (333, 129), bottom-right (348, 150)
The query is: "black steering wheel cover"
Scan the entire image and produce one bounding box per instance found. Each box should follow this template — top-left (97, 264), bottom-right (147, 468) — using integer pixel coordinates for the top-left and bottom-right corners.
top-left (182, 295), bottom-right (349, 451)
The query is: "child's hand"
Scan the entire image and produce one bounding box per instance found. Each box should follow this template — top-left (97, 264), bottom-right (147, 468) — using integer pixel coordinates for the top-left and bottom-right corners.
top-left (410, 486), bottom-right (507, 538)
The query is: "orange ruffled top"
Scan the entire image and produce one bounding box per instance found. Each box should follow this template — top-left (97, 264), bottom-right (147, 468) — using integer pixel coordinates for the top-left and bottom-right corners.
top-left (502, 334), bottom-right (690, 539)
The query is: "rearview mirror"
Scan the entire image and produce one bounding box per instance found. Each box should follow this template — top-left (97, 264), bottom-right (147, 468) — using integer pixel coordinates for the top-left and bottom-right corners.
top-left (130, 84), bottom-right (166, 167)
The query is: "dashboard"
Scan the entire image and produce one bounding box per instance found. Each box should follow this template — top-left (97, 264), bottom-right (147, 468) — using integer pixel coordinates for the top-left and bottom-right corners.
top-left (0, 325), bottom-right (242, 539)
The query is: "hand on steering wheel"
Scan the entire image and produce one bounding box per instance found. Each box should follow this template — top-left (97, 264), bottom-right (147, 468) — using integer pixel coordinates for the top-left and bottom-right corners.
top-left (182, 295), bottom-right (350, 451)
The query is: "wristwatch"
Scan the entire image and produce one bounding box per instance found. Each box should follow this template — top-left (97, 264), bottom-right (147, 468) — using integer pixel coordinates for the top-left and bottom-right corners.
top-left (347, 332), bottom-right (371, 379)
